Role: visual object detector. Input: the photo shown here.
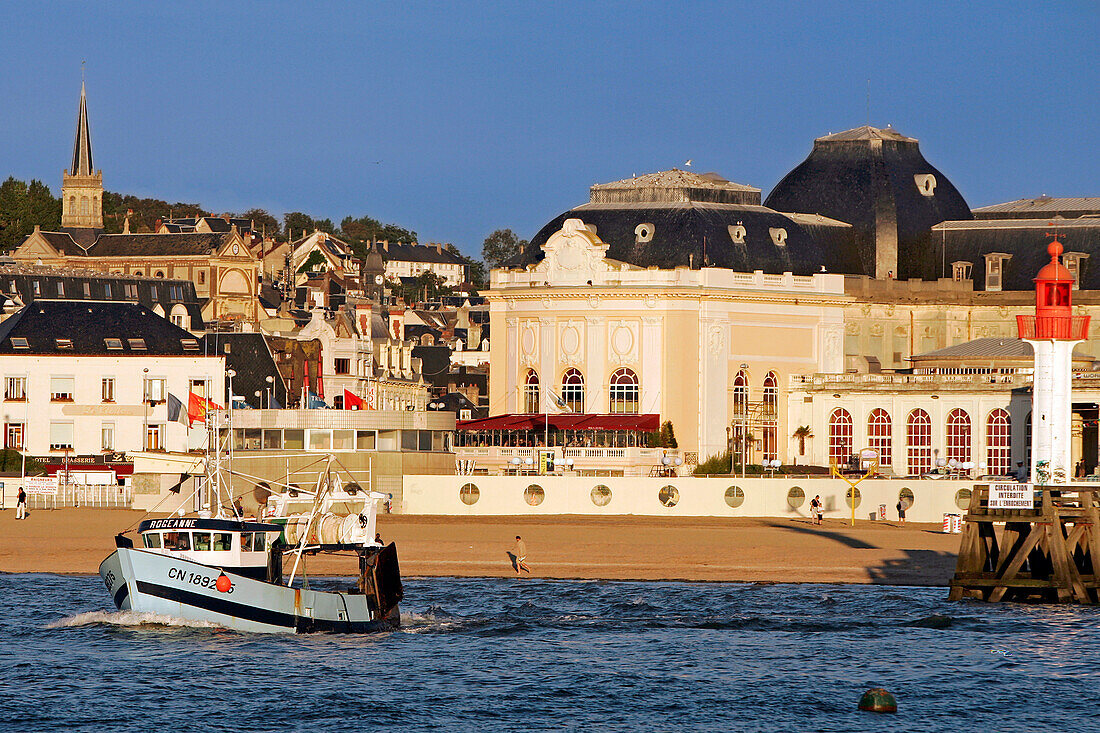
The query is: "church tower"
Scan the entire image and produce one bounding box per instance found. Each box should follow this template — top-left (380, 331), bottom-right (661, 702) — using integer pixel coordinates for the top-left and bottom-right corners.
top-left (61, 80), bottom-right (103, 230)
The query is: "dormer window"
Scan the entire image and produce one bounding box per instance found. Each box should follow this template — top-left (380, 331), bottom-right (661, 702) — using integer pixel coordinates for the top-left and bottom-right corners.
top-left (181, 339), bottom-right (200, 352)
top-left (55, 338), bottom-right (73, 349)
top-left (56, 282), bottom-right (65, 297)
top-left (634, 223), bottom-right (655, 243)
top-left (10, 337), bottom-right (28, 350)
top-left (951, 261), bottom-right (972, 282)
top-left (32, 281), bottom-right (40, 296)
top-left (105, 338), bottom-right (123, 351)
top-left (128, 338), bottom-right (147, 351)
top-left (983, 253), bottom-right (1011, 292)
top-left (1063, 252), bottom-right (1089, 290)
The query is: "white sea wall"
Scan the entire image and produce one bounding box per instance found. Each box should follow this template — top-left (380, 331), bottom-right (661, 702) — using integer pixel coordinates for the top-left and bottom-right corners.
top-left (401, 475), bottom-right (982, 524)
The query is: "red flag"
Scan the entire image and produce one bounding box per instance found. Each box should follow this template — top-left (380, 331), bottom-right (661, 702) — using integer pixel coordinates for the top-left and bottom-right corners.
top-left (343, 389), bottom-right (365, 410)
top-left (187, 392), bottom-right (208, 426)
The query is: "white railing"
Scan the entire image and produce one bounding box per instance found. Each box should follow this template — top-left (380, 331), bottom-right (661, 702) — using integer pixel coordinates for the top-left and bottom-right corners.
top-left (27, 484), bottom-right (133, 509)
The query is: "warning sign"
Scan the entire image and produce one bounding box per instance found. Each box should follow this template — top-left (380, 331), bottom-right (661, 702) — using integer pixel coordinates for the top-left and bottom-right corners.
top-left (988, 483), bottom-right (1035, 510)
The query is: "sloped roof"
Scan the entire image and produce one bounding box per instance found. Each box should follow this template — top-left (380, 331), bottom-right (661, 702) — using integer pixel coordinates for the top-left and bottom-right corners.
top-left (0, 301), bottom-right (203, 355)
top-left (972, 196), bottom-right (1100, 219)
top-left (816, 125), bottom-right (917, 143)
top-left (592, 169), bottom-right (759, 193)
top-left (514, 201), bottom-right (827, 274)
top-left (910, 336), bottom-right (1093, 363)
top-left (203, 332), bottom-right (286, 408)
top-left (933, 218), bottom-right (1100, 290)
top-left (85, 232), bottom-right (230, 257)
top-left (380, 242), bottom-right (466, 265)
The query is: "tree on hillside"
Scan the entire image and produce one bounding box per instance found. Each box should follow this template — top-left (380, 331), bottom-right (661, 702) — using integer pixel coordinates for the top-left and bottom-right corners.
top-left (101, 192), bottom-right (207, 233)
top-left (339, 214), bottom-right (417, 251)
top-left (0, 177), bottom-right (62, 251)
top-left (283, 211), bottom-right (335, 240)
top-left (442, 242), bottom-right (486, 289)
top-left (482, 228), bottom-right (527, 267)
top-left (241, 208), bottom-right (280, 238)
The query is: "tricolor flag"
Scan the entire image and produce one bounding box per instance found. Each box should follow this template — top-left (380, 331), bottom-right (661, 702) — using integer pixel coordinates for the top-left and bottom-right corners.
top-left (343, 388), bottom-right (365, 410)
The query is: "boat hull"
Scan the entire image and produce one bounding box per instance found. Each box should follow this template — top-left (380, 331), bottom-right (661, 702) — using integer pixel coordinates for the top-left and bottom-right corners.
top-left (99, 548), bottom-right (398, 634)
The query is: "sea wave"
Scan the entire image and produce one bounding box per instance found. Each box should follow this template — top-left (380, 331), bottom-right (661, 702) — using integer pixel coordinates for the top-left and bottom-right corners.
top-left (47, 610), bottom-right (225, 629)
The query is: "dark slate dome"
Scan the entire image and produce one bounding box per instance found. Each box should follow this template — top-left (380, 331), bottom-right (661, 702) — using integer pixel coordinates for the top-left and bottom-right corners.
top-left (764, 126), bottom-right (972, 280)
top-left (510, 169), bottom-right (836, 275)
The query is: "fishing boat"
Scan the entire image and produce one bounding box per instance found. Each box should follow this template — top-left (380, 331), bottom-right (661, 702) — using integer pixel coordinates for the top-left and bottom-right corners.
top-left (98, 410), bottom-right (402, 633)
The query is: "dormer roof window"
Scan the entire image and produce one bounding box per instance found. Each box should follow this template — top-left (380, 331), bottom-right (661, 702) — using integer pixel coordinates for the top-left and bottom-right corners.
top-left (181, 339), bottom-right (200, 352)
top-left (128, 338), bottom-right (147, 351)
top-left (11, 337), bottom-right (29, 350)
top-left (951, 261), bottom-right (972, 282)
top-left (105, 338), bottom-right (123, 351)
top-left (983, 253), bottom-right (1011, 292)
top-left (55, 338), bottom-right (73, 349)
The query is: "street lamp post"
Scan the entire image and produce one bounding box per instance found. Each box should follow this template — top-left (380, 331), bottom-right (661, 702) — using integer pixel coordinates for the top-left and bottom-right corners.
top-left (142, 367), bottom-right (149, 451)
top-left (265, 375), bottom-right (274, 409)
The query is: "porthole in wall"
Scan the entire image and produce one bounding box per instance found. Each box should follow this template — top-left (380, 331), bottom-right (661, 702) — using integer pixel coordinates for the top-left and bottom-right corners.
top-left (634, 223), bottom-right (655, 243)
top-left (787, 486), bottom-right (805, 509)
top-left (524, 484), bottom-right (545, 506)
top-left (591, 484), bottom-right (612, 507)
top-left (724, 486), bottom-right (745, 508)
top-left (899, 487), bottom-right (915, 509)
top-left (459, 482), bottom-right (480, 505)
top-left (954, 488), bottom-right (972, 511)
top-left (658, 485), bottom-right (680, 508)
top-left (845, 487), bottom-right (862, 509)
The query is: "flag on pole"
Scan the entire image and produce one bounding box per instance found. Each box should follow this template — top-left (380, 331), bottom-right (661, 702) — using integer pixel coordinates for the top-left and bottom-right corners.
top-left (167, 393), bottom-right (187, 425)
top-left (343, 389), bottom-right (365, 410)
top-left (187, 392), bottom-right (224, 426)
top-left (306, 390), bottom-right (328, 409)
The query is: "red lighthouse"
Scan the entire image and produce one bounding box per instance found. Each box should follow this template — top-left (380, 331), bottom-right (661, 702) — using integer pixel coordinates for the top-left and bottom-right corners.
top-left (1017, 237), bottom-right (1089, 484)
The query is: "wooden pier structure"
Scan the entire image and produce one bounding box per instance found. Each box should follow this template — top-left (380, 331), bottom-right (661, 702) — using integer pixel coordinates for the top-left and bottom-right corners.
top-left (949, 484), bottom-right (1100, 604)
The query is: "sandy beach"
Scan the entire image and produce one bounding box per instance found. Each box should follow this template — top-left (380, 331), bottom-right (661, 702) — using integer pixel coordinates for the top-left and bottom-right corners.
top-left (0, 507), bottom-right (960, 585)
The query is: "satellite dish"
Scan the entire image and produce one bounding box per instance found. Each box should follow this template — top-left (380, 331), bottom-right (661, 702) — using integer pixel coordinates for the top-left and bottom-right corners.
top-left (252, 481), bottom-right (272, 504)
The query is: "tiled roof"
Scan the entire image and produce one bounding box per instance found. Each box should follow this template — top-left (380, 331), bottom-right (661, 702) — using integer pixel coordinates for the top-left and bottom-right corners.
top-left (380, 242), bottom-right (467, 265)
top-left (815, 125), bottom-right (917, 143)
top-left (911, 337), bottom-right (1092, 361)
top-left (592, 169), bottom-right (759, 193)
top-left (85, 232), bottom-right (230, 257)
top-left (971, 196), bottom-right (1100, 219)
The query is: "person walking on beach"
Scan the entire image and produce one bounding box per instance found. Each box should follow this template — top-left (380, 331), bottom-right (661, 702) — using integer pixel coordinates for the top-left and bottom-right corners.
top-left (16, 487), bottom-right (27, 520)
top-left (810, 495), bottom-right (822, 525)
top-left (507, 535), bottom-right (531, 574)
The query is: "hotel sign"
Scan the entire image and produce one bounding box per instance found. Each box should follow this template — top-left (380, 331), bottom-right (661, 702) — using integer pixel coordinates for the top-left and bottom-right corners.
top-left (988, 483), bottom-right (1035, 510)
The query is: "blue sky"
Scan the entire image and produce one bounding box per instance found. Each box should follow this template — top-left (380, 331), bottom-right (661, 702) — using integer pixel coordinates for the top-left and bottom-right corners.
top-left (0, 1), bottom-right (1096, 257)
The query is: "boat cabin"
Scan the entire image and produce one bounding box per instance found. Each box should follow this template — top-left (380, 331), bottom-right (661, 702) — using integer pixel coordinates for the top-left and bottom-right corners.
top-left (136, 517), bottom-right (283, 581)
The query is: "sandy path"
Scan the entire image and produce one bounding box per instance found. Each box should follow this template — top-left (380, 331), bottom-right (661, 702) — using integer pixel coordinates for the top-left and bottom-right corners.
top-left (0, 509), bottom-right (960, 585)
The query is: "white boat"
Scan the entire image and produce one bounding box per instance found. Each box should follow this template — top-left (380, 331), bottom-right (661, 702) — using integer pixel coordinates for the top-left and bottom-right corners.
top-left (99, 409), bottom-right (402, 633)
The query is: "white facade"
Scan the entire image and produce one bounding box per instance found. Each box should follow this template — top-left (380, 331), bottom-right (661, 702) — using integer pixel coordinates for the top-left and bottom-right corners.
top-left (1028, 339), bottom-right (1078, 482)
top-left (0, 354), bottom-right (225, 457)
top-left (487, 218), bottom-right (848, 461)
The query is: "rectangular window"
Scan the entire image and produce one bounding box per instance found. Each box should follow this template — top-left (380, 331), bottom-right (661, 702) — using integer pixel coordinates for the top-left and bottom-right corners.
top-left (49, 422), bottom-right (74, 451)
top-left (142, 533), bottom-right (162, 549)
top-left (146, 423), bottom-right (164, 450)
top-left (241, 532), bottom-right (254, 552)
top-left (172, 315), bottom-right (188, 329)
top-left (192, 532), bottom-right (211, 551)
top-left (213, 533), bottom-right (232, 552)
top-left (10, 337), bottom-right (28, 350)
top-left (144, 378), bottom-right (166, 404)
top-left (55, 338), bottom-right (73, 349)
top-left (56, 281), bottom-right (65, 297)
top-left (50, 376), bottom-right (75, 402)
top-left (308, 430), bottom-right (332, 450)
top-left (5, 376), bottom-right (26, 401)
top-left (189, 379), bottom-right (207, 399)
top-left (262, 429), bottom-right (283, 449)
top-left (164, 531), bottom-right (190, 551)
top-left (284, 429), bottom-right (304, 449)
top-left (83, 282), bottom-right (91, 298)
top-left (102, 378), bottom-right (115, 402)
top-left (105, 338), bottom-right (123, 351)
top-left (5, 422), bottom-right (24, 450)
top-left (103, 282), bottom-right (112, 299)
top-left (32, 281), bottom-right (40, 296)
top-left (101, 422), bottom-right (115, 451)
top-left (356, 430), bottom-right (376, 450)
top-left (333, 429), bottom-right (355, 450)
top-left (128, 338), bottom-right (146, 351)
top-left (334, 358), bottom-right (351, 375)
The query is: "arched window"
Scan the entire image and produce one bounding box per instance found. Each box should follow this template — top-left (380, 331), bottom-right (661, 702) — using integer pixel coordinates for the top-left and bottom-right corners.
top-left (80, 196), bottom-right (89, 216)
top-left (947, 409), bottom-right (972, 465)
top-left (732, 370), bottom-right (749, 417)
top-left (986, 409), bottom-right (1012, 476)
top-left (867, 409), bottom-right (892, 466)
top-left (828, 408), bottom-right (853, 465)
top-left (523, 370), bottom-right (540, 414)
top-left (561, 368), bottom-right (584, 413)
top-left (68, 196), bottom-right (75, 214)
top-left (907, 409), bottom-right (932, 476)
top-left (762, 372), bottom-right (778, 418)
top-left (609, 368), bottom-right (639, 414)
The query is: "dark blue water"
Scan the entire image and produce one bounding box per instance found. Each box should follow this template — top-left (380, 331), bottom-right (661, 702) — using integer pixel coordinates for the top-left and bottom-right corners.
top-left (1, 575), bottom-right (1097, 732)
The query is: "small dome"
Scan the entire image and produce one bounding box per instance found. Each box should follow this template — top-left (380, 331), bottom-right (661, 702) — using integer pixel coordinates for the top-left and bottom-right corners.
top-left (1036, 240), bottom-right (1074, 282)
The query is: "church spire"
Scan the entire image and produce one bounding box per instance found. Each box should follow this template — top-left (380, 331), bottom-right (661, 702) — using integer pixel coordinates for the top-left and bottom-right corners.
top-left (61, 78), bottom-right (103, 231)
top-left (70, 80), bottom-right (93, 176)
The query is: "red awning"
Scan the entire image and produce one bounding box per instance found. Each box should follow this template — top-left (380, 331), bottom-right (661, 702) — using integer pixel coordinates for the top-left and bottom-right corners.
top-left (457, 414), bottom-right (660, 432)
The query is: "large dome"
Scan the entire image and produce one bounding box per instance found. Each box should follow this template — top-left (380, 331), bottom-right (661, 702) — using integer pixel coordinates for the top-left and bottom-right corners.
top-left (510, 169), bottom-right (840, 275)
top-left (765, 126), bottom-right (972, 280)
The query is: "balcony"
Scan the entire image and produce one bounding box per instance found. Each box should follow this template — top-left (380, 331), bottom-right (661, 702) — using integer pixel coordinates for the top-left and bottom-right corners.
top-left (1016, 315), bottom-right (1090, 340)
top-left (455, 445), bottom-right (679, 477)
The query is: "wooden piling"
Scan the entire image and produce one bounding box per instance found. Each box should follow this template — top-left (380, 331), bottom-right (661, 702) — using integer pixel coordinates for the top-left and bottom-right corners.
top-left (949, 484), bottom-right (1100, 604)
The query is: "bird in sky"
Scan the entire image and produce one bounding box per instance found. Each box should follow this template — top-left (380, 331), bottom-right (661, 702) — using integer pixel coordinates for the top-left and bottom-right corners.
top-left (684, 159), bottom-right (693, 167)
